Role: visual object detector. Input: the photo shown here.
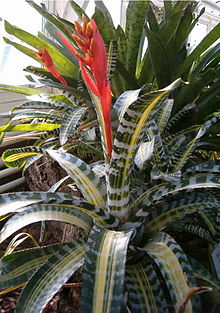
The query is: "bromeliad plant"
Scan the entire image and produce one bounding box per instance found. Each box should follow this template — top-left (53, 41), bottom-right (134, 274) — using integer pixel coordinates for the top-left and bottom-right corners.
top-left (1, 0), bottom-right (220, 155)
top-left (1, 13), bottom-right (220, 313)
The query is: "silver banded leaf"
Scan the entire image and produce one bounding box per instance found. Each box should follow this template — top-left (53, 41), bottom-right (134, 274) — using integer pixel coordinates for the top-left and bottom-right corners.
top-left (80, 224), bottom-right (133, 313)
top-left (16, 240), bottom-right (86, 313)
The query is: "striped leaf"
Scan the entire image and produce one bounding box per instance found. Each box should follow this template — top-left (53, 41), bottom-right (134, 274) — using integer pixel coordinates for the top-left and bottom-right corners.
top-left (59, 107), bottom-right (87, 145)
top-left (185, 160), bottom-right (220, 175)
top-left (126, 259), bottom-right (169, 313)
top-left (2, 146), bottom-right (46, 168)
top-left (80, 224), bottom-right (133, 313)
top-left (0, 243), bottom-right (65, 289)
top-left (141, 232), bottom-right (200, 313)
top-left (170, 113), bottom-right (220, 173)
top-left (133, 173), bottom-right (220, 219)
top-left (11, 111), bottom-right (62, 123)
top-left (144, 193), bottom-right (220, 231)
top-left (0, 192), bottom-right (119, 230)
top-left (0, 203), bottom-right (93, 244)
top-left (189, 257), bottom-right (220, 290)
top-left (147, 120), bottom-right (167, 173)
top-left (134, 139), bottom-right (154, 170)
top-left (113, 87), bottom-right (142, 122)
top-left (108, 79), bottom-right (182, 219)
top-left (47, 150), bottom-right (107, 207)
top-left (16, 240), bottom-right (86, 313)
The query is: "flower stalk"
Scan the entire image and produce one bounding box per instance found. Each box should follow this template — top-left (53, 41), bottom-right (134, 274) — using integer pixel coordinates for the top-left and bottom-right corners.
top-left (57, 17), bottom-right (112, 162)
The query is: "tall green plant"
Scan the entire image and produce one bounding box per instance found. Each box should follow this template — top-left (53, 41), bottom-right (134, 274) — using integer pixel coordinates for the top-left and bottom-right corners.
top-left (1, 11), bottom-right (220, 313)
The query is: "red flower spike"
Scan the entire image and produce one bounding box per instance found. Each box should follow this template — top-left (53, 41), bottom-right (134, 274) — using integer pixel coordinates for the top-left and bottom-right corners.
top-left (57, 18), bottom-right (112, 160)
top-left (34, 49), bottom-right (67, 86)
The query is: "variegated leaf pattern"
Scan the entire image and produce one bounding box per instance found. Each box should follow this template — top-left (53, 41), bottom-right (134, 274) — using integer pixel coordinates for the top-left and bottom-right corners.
top-left (2, 146), bottom-right (46, 168)
top-left (132, 173), bottom-right (220, 219)
top-left (147, 120), bottom-right (167, 173)
top-left (170, 112), bottom-right (220, 173)
top-left (80, 224), bottom-right (133, 313)
top-left (16, 240), bottom-right (86, 313)
top-left (59, 107), bottom-right (87, 145)
top-left (10, 111), bottom-right (62, 122)
top-left (185, 160), bottom-right (220, 175)
top-left (0, 203), bottom-right (93, 243)
top-left (141, 232), bottom-right (201, 313)
top-left (0, 191), bottom-right (75, 217)
top-left (134, 139), bottom-right (154, 170)
top-left (0, 192), bottom-right (119, 230)
top-left (144, 192), bottom-right (220, 231)
top-left (153, 98), bottom-right (174, 132)
top-left (113, 87), bottom-right (142, 122)
top-left (0, 243), bottom-right (65, 289)
top-left (47, 150), bottom-right (107, 207)
top-left (125, 258), bottom-right (169, 313)
top-left (188, 256), bottom-right (220, 289)
top-left (108, 79), bottom-right (182, 219)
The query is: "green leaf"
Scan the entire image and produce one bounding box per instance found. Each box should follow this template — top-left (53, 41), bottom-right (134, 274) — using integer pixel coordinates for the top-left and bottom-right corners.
top-left (80, 224), bottom-right (132, 313)
top-left (175, 22), bottom-right (220, 78)
top-left (27, 0), bottom-right (74, 40)
top-left (189, 257), bottom-right (220, 290)
top-left (3, 37), bottom-right (40, 63)
top-left (191, 42), bottom-right (220, 78)
top-left (144, 25), bottom-right (171, 88)
top-left (69, 0), bottom-right (89, 22)
top-left (174, 68), bottom-right (218, 113)
top-left (4, 21), bottom-right (77, 78)
top-left (60, 107), bottom-right (87, 145)
top-left (125, 1), bottom-right (149, 78)
top-left (93, 6), bottom-right (115, 42)
top-left (0, 84), bottom-right (47, 96)
top-left (16, 240), bottom-right (86, 313)
top-left (0, 123), bottom-right (60, 134)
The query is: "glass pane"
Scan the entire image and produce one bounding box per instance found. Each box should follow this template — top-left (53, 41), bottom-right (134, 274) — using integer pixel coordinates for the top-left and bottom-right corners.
top-left (0, 0), bottom-right (43, 85)
top-left (188, 22), bottom-right (208, 52)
